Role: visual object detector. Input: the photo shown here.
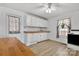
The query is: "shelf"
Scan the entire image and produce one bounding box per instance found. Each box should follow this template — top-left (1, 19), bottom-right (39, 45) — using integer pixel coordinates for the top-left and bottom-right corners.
top-left (24, 26), bottom-right (47, 28)
top-left (24, 31), bottom-right (50, 33)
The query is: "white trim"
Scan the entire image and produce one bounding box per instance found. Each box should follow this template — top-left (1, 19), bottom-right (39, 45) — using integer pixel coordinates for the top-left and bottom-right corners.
top-left (26, 42), bottom-right (37, 46)
top-left (49, 38), bottom-right (67, 44)
top-left (68, 44), bottom-right (79, 51)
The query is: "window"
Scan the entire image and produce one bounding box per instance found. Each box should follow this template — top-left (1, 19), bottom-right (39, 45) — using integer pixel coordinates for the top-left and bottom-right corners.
top-left (8, 15), bottom-right (20, 34)
top-left (57, 18), bottom-right (71, 38)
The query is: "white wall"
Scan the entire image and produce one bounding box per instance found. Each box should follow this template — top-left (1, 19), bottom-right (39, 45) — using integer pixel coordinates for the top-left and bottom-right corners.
top-left (0, 7), bottom-right (8, 37)
top-left (48, 10), bottom-right (79, 43)
top-left (0, 7), bottom-right (26, 43)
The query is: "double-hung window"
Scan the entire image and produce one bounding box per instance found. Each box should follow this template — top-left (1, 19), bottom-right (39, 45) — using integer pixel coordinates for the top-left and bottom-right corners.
top-left (8, 15), bottom-right (20, 34)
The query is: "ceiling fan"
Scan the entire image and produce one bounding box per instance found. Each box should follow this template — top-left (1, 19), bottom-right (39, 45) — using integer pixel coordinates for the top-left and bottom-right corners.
top-left (35, 3), bottom-right (57, 13)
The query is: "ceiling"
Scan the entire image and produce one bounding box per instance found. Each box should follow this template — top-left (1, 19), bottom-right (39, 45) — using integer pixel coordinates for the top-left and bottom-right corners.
top-left (0, 3), bottom-right (79, 19)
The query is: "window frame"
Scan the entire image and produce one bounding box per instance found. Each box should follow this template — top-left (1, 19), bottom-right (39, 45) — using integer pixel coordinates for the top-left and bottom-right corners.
top-left (8, 15), bottom-right (20, 34)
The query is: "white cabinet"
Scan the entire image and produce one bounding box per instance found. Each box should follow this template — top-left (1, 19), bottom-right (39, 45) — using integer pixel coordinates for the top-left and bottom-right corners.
top-left (25, 15), bottom-right (48, 27)
top-left (34, 33), bottom-right (40, 42)
top-left (34, 18), bottom-right (40, 27)
top-left (39, 33), bottom-right (43, 41)
top-left (25, 33), bottom-right (38, 46)
top-left (25, 34), bottom-right (32, 45)
top-left (25, 33), bottom-right (48, 46)
top-left (39, 19), bottom-right (48, 27)
top-left (44, 20), bottom-right (48, 27)
top-left (39, 19), bottom-right (43, 27)
top-left (26, 15), bottom-right (40, 27)
top-left (31, 17), bottom-right (36, 26)
top-left (32, 33), bottom-right (38, 43)
top-left (24, 15), bottom-right (48, 46)
top-left (39, 33), bottom-right (47, 41)
top-left (42, 20), bottom-right (48, 27)
top-left (43, 33), bottom-right (47, 40)
top-left (26, 15), bottom-right (32, 26)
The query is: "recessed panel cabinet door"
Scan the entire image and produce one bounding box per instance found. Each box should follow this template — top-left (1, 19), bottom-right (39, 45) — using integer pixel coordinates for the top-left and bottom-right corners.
top-left (43, 20), bottom-right (48, 27)
top-left (39, 33), bottom-right (42, 42)
top-left (40, 33), bottom-right (44, 41)
top-left (34, 33), bottom-right (39, 42)
top-left (26, 34), bottom-right (32, 45)
top-left (26, 15), bottom-right (32, 26)
top-left (31, 17), bottom-right (41, 27)
top-left (42, 19), bottom-right (45, 27)
top-left (40, 33), bottom-right (43, 41)
top-left (44, 33), bottom-right (47, 40)
top-left (40, 19), bottom-right (44, 27)
top-left (39, 19), bottom-right (48, 27)
top-left (44, 20), bottom-right (48, 27)
top-left (31, 17), bottom-right (35, 26)
top-left (35, 18), bottom-right (40, 27)
top-left (32, 33), bottom-right (37, 43)
top-left (41, 33), bottom-right (47, 41)
top-left (37, 18), bottom-right (40, 27)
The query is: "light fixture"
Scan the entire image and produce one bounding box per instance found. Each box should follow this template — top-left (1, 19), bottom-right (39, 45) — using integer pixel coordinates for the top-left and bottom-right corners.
top-left (45, 4), bottom-right (56, 13)
top-left (46, 8), bottom-right (52, 13)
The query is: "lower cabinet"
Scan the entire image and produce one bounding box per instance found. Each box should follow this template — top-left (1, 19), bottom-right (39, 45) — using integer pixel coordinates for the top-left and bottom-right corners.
top-left (25, 33), bottom-right (48, 46)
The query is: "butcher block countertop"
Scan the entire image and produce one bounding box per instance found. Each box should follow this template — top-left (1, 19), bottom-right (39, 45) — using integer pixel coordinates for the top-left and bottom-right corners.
top-left (24, 31), bottom-right (50, 33)
top-left (0, 37), bottom-right (34, 56)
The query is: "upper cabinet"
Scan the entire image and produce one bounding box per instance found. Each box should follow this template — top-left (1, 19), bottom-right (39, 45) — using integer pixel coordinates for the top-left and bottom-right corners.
top-left (26, 15), bottom-right (32, 26)
top-left (40, 19), bottom-right (48, 27)
top-left (25, 14), bottom-right (48, 27)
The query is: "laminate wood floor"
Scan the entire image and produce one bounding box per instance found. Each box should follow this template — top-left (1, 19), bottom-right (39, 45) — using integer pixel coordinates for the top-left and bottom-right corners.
top-left (0, 37), bottom-right (34, 56)
top-left (29, 40), bottom-right (79, 56)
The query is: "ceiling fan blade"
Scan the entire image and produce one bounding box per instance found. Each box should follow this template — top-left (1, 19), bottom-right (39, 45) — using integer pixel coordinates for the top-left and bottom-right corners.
top-left (35, 5), bottom-right (45, 9)
top-left (35, 7), bottom-right (46, 11)
top-left (31, 5), bottom-right (45, 11)
top-left (31, 7), bottom-right (47, 13)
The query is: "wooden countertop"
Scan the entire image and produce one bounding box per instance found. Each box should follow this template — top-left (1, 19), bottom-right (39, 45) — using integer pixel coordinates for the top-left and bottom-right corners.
top-left (0, 37), bottom-right (34, 56)
top-left (24, 31), bottom-right (50, 33)
top-left (24, 26), bottom-right (48, 28)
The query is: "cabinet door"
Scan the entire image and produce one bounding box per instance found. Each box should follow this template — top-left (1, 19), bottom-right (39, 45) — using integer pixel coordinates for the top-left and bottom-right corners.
top-left (45, 20), bottom-right (48, 27)
top-left (43, 33), bottom-right (47, 40)
top-left (37, 18), bottom-right (40, 27)
top-left (42, 20), bottom-right (45, 27)
top-left (40, 33), bottom-right (44, 41)
top-left (35, 18), bottom-right (40, 27)
top-left (38, 33), bottom-right (44, 42)
top-left (39, 19), bottom-right (48, 27)
top-left (43, 20), bottom-right (48, 27)
top-left (40, 19), bottom-right (44, 27)
top-left (26, 15), bottom-right (32, 26)
top-left (23, 34), bottom-right (27, 44)
top-left (32, 33), bottom-right (37, 43)
top-left (26, 34), bottom-right (33, 45)
top-left (31, 17), bottom-right (36, 26)
top-left (40, 33), bottom-right (47, 41)
top-left (35, 33), bottom-right (40, 42)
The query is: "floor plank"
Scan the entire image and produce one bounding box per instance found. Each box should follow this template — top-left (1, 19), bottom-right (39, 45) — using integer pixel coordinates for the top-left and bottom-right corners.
top-left (29, 40), bottom-right (79, 56)
top-left (0, 37), bottom-right (34, 56)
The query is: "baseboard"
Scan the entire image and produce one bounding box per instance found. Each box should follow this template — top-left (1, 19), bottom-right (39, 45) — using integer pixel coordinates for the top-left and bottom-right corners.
top-left (26, 42), bottom-right (37, 46)
top-left (26, 39), bottom-right (49, 46)
top-left (68, 44), bottom-right (79, 51)
top-left (49, 39), bottom-right (67, 45)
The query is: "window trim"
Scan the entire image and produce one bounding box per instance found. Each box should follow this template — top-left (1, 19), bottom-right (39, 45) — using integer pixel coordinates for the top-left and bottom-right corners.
top-left (8, 15), bottom-right (20, 34)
